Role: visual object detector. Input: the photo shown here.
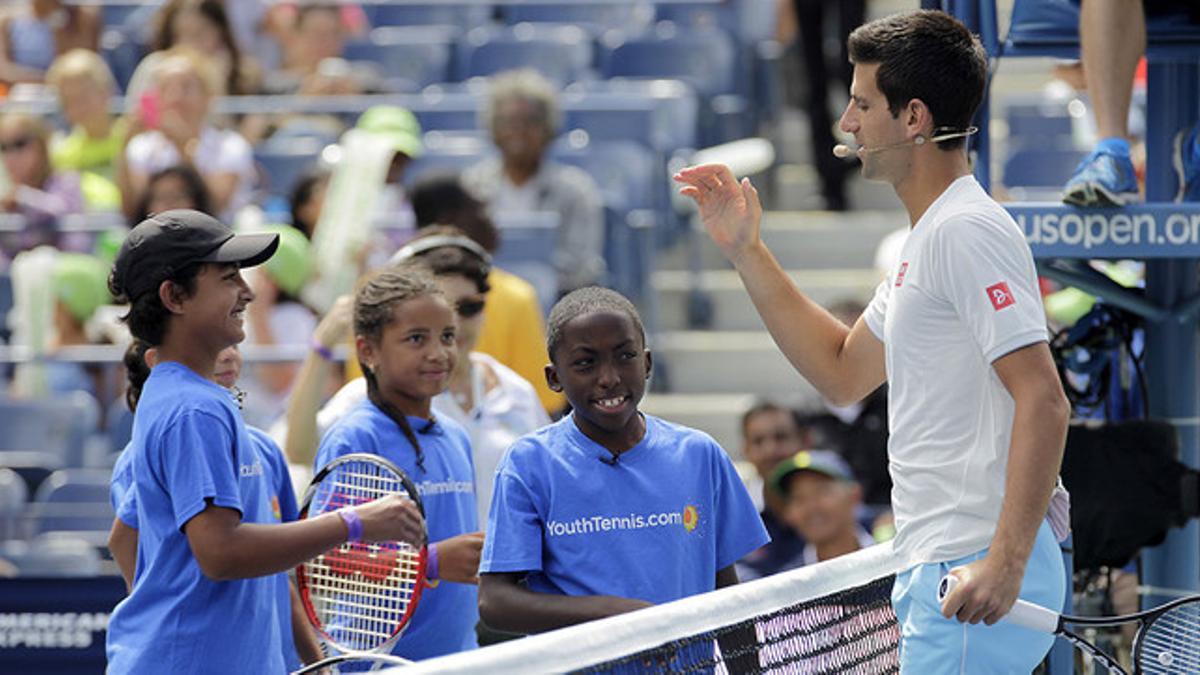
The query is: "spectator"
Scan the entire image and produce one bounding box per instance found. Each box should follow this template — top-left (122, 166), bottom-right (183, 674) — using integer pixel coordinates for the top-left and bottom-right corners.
top-left (132, 164), bottom-right (214, 223)
top-left (409, 172), bottom-right (566, 414)
top-left (288, 166), bottom-right (329, 240)
top-left (120, 47), bottom-right (256, 222)
top-left (734, 402), bottom-right (808, 581)
top-left (267, 2), bottom-right (363, 96)
top-left (242, 224), bottom-right (317, 427)
top-left (771, 450), bottom-right (876, 565)
top-left (0, 0), bottom-right (100, 85)
top-left (354, 105), bottom-right (422, 230)
top-left (0, 112), bottom-right (85, 264)
top-left (1063, 0), bottom-right (1200, 206)
top-left (149, 0), bottom-right (262, 96)
top-left (463, 69), bottom-right (606, 295)
top-left (45, 49), bottom-right (124, 212)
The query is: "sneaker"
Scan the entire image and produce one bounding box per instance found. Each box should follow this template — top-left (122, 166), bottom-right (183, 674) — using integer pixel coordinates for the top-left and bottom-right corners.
top-left (1173, 125), bottom-right (1200, 203)
top-left (1062, 149), bottom-right (1140, 207)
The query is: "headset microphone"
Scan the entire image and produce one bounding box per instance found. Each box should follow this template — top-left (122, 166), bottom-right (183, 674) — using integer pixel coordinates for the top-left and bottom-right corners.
top-left (833, 126), bottom-right (978, 159)
top-left (598, 454), bottom-right (620, 467)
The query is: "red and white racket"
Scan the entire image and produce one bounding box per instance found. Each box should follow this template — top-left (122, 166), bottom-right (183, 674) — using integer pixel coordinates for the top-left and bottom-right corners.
top-left (294, 453), bottom-right (430, 673)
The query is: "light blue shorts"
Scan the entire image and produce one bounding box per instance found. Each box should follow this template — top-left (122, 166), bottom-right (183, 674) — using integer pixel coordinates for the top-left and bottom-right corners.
top-left (892, 520), bottom-right (1066, 675)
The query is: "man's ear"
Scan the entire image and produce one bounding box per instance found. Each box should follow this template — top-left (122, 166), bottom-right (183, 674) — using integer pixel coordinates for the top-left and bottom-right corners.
top-left (158, 280), bottom-right (187, 315)
top-left (545, 363), bottom-right (562, 392)
top-left (643, 349), bottom-right (653, 381)
top-left (906, 99), bottom-right (932, 139)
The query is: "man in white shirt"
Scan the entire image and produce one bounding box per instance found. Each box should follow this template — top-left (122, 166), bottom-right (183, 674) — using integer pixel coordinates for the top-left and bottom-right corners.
top-left (675, 9), bottom-right (1070, 673)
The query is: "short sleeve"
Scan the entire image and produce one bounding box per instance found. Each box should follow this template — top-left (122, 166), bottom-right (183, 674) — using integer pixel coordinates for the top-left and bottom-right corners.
top-left (259, 433), bottom-right (300, 522)
top-left (155, 410), bottom-right (243, 531)
top-left (933, 217), bottom-right (1048, 363)
top-left (116, 489), bottom-right (138, 528)
top-left (314, 426), bottom-right (359, 474)
top-left (710, 441), bottom-right (771, 570)
top-left (862, 279), bottom-right (890, 342)
top-left (480, 456), bottom-right (544, 574)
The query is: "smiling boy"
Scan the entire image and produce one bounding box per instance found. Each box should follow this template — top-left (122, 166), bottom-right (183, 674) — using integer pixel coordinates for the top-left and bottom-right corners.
top-left (477, 287), bottom-right (768, 634)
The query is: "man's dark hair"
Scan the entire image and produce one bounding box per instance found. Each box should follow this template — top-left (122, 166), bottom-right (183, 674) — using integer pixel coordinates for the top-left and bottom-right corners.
top-left (108, 262), bottom-right (204, 347)
top-left (546, 287), bottom-right (645, 362)
top-left (134, 164), bottom-right (214, 223)
top-left (410, 172), bottom-right (500, 253)
top-left (847, 10), bottom-right (987, 150)
top-left (402, 225), bottom-right (492, 295)
top-left (741, 401), bottom-right (807, 438)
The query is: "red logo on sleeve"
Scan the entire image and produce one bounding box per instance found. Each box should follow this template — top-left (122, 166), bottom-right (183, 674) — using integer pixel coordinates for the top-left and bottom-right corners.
top-left (895, 262), bottom-right (909, 287)
top-left (986, 282), bottom-right (1015, 310)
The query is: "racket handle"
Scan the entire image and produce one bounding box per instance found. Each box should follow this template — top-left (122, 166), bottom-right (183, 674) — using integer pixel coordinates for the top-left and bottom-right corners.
top-left (936, 575), bottom-right (1060, 634)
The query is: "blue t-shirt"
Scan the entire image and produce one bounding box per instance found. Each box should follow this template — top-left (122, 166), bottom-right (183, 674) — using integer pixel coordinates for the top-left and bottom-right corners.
top-left (481, 414), bottom-right (770, 604)
top-left (111, 424), bottom-right (302, 671)
top-left (315, 400), bottom-right (479, 660)
top-left (106, 362), bottom-right (286, 675)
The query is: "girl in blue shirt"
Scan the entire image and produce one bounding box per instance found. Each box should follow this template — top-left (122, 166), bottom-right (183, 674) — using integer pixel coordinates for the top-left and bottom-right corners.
top-left (104, 210), bottom-right (423, 675)
top-left (314, 265), bottom-right (483, 660)
top-left (478, 287), bottom-right (770, 634)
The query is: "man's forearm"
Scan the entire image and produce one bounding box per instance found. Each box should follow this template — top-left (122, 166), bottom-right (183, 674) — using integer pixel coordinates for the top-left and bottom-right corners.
top-left (989, 394), bottom-right (1069, 571)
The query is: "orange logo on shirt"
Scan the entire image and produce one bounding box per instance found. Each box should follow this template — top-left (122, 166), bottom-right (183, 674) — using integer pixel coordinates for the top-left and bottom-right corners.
top-left (682, 505), bottom-right (699, 533)
top-left (271, 495), bottom-right (282, 522)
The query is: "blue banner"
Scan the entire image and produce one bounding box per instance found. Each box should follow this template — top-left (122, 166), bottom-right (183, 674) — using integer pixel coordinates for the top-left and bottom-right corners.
top-left (0, 576), bottom-right (124, 674)
top-left (1009, 203), bottom-right (1200, 259)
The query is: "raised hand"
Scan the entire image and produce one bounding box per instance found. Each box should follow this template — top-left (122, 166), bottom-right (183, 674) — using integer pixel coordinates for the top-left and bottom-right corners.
top-left (354, 494), bottom-right (425, 548)
top-left (673, 164), bottom-right (764, 264)
top-left (312, 294), bottom-right (354, 353)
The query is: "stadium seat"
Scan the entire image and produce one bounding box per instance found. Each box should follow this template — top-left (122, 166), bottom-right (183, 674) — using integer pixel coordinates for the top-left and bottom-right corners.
top-left (106, 398), bottom-right (134, 456)
top-left (27, 502), bottom-right (116, 538)
top-left (501, 3), bottom-right (654, 33)
top-left (366, 4), bottom-right (490, 29)
top-left (0, 536), bottom-right (102, 576)
top-left (600, 23), bottom-right (737, 98)
top-left (0, 452), bottom-right (59, 502)
top-left (563, 78), bottom-right (699, 152)
top-left (96, 1), bottom-right (148, 29)
top-left (0, 392), bottom-right (101, 468)
top-left (98, 28), bottom-right (145, 94)
top-left (0, 270), bottom-right (12, 344)
top-left (344, 25), bottom-right (459, 92)
top-left (456, 24), bottom-right (596, 85)
top-left (492, 212), bottom-right (560, 312)
top-left (656, 0), bottom-right (775, 43)
top-left (0, 467), bottom-right (27, 540)
top-left (254, 137), bottom-right (326, 200)
top-left (403, 132), bottom-right (491, 187)
top-left (34, 469), bottom-right (112, 505)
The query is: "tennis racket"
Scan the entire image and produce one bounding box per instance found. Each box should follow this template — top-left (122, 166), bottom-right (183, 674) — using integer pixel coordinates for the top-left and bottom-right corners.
top-left (938, 575), bottom-right (1200, 674)
top-left (294, 453), bottom-right (429, 674)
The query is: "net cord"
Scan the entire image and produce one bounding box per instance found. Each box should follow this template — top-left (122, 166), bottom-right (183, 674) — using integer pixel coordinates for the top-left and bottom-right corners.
top-left (392, 542), bottom-right (902, 675)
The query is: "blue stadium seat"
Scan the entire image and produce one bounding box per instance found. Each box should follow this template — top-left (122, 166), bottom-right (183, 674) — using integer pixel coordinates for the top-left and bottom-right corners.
top-left (367, 4), bottom-right (490, 29)
top-left (254, 137), bottom-right (326, 200)
top-left (106, 398), bottom-right (134, 456)
top-left (0, 467), bottom-right (27, 540)
top-left (0, 451), bottom-right (59, 502)
top-left (456, 24), bottom-right (596, 85)
top-left (0, 392), bottom-right (100, 468)
top-left (501, 3), bottom-right (653, 33)
top-left (656, 0), bottom-right (775, 42)
top-left (344, 26), bottom-right (459, 92)
top-left (406, 90), bottom-right (485, 133)
top-left (404, 132), bottom-right (491, 187)
top-left (97, 1), bottom-right (148, 29)
top-left (27, 502), bottom-right (116, 538)
top-left (563, 79), bottom-right (699, 152)
top-left (600, 23), bottom-right (737, 97)
top-left (34, 469), bottom-right (112, 505)
top-left (0, 536), bottom-right (102, 576)
top-left (0, 270), bottom-right (12, 344)
top-left (493, 212), bottom-right (560, 312)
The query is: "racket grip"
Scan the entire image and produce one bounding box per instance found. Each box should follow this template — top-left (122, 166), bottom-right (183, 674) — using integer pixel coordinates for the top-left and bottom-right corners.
top-left (936, 575), bottom-right (1060, 634)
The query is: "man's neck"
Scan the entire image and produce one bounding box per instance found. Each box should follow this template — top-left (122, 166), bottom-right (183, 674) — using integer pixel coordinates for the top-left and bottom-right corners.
top-left (155, 332), bottom-right (221, 382)
top-left (814, 527), bottom-right (866, 563)
top-left (894, 151), bottom-right (972, 227)
top-left (503, 159), bottom-right (540, 187)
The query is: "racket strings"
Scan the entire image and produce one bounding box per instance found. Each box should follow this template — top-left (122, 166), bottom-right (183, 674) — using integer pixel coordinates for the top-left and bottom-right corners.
top-left (300, 461), bottom-right (424, 653)
top-left (1138, 601), bottom-right (1200, 674)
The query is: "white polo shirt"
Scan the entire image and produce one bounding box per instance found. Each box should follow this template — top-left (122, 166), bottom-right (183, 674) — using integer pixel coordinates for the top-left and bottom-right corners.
top-left (863, 175), bottom-right (1047, 568)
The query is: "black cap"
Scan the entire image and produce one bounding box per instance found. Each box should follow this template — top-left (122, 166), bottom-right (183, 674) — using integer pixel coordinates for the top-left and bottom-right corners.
top-left (111, 210), bottom-right (280, 301)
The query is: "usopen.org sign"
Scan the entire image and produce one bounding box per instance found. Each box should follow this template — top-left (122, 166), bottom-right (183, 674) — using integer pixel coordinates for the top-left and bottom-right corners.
top-left (1009, 204), bottom-right (1200, 258)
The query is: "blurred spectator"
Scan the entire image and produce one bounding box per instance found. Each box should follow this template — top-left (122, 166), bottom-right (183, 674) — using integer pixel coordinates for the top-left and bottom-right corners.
top-left (267, 2), bottom-right (363, 96)
top-left (0, 112), bottom-right (85, 264)
top-left (46, 49), bottom-right (123, 212)
top-left (355, 105), bottom-right (421, 230)
top-left (132, 164), bottom-right (214, 223)
top-left (463, 69), bottom-right (606, 295)
top-left (242, 224), bottom-right (317, 427)
top-left (150, 0), bottom-right (263, 96)
top-left (288, 167), bottom-right (330, 240)
top-left (120, 47), bottom-right (256, 222)
top-left (1063, 0), bottom-right (1200, 206)
top-left (771, 450), bottom-right (875, 565)
top-left (777, 0), bottom-right (865, 211)
top-left (735, 402), bottom-right (808, 581)
top-left (0, 0), bottom-right (100, 85)
top-left (799, 300), bottom-right (891, 507)
top-left (409, 172), bottom-right (566, 414)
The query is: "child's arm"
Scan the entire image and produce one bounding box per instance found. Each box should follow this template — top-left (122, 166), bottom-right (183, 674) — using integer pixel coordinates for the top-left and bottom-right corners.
top-left (289, 577), bottom-right (324, 665)
top-left (107, 518), bottom-right (138, 592)
top-left (431, 532), bottom-right (484, 584)
top-left (479, 572), bottom-right (652, 634)
top-left (183, 494), bottom-right (423, 580)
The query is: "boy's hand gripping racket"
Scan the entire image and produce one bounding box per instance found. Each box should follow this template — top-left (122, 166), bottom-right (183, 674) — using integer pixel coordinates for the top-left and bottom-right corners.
top-left (939, 574), bottom-right (1200, 675)
top-left (294, 453), bottom-right (430, 673)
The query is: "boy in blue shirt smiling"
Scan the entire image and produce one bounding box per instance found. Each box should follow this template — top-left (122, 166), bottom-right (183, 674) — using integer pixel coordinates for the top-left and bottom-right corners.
top-left (478, 287), bottom-right (769, 633)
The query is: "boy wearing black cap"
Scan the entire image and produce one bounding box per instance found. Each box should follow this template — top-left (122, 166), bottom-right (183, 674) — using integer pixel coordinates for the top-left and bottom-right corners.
top-left (105, 210), bottom-right (425, 675)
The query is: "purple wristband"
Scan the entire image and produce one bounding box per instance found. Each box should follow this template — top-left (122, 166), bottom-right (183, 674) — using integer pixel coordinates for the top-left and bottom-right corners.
top-left (311, 340), bottom-right (335, 362)
top-left (427, 542), bottom-right (439, 581)
top-left (338, 507), bottom-right (363, 543)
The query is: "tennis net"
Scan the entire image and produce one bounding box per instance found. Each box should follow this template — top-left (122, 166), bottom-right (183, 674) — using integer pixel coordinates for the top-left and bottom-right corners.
top-left (396, 542), bottom-right (903, 674)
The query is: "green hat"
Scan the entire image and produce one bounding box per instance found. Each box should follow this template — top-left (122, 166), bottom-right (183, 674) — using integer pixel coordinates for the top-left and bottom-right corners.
top-left (261, 225), bottom-right (313, 297)
top-left (770, 450), bottom-right (855, 494)
top-left (53, 253), bottom-right (113, 323)
top-left (355, 105), bottom-right (423, 159)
